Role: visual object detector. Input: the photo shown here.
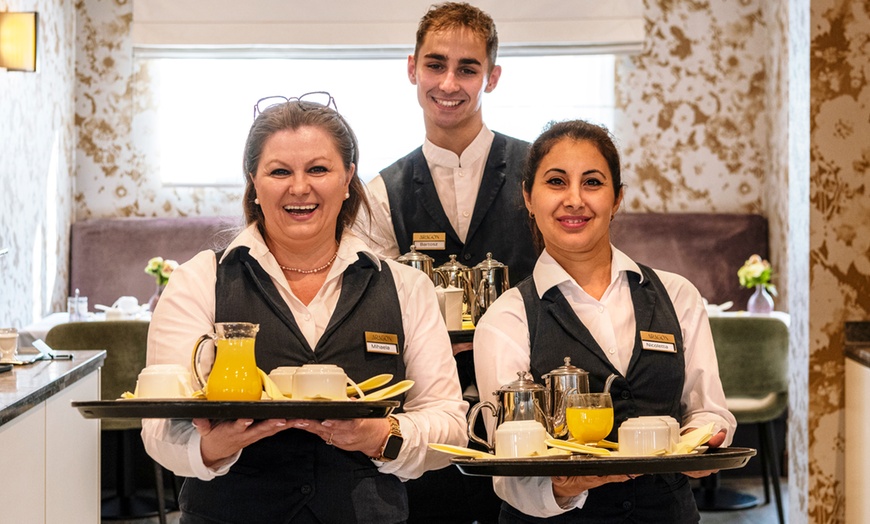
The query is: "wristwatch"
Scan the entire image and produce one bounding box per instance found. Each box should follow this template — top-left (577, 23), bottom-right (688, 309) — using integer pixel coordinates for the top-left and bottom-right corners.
top-left (374, 416), bottom-right (403, 462)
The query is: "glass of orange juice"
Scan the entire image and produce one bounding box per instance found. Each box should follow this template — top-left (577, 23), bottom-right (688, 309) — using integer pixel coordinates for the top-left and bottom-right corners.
top-left (566, 392), bottom-right (614, 443)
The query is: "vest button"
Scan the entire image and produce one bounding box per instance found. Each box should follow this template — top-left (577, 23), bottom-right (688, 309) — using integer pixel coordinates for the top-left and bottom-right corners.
top-left (301, 484), bottom-right (313, 495)
top-left (621, 391), bottom-right (631, 399)
top-left (308, 359), bottom-right (316, 364)
top-left (463, 254), bottom-right (472, 261)
top-left (622, 500), bottom-right (632, 510)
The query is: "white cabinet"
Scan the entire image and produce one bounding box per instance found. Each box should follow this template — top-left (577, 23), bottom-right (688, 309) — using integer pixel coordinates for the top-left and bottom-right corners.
top-left (846, 357), bottom-right (870, 524)
top-left (0, 362), bottom-right (101, 524)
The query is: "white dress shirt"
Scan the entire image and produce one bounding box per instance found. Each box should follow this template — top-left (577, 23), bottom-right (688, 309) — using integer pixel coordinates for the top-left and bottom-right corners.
top-left (473, 247), bottom-right (737, 518)
top-left (353, 126), bottom-right (495, 259)
top-left (142, 225), bottom-right (468, 482)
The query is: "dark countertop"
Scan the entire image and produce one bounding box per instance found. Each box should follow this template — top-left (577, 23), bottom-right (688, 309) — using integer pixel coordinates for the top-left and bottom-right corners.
top-left (845, 321), bottom-right (870, 368)
top-left (0, 350), bottom-right (106, 427)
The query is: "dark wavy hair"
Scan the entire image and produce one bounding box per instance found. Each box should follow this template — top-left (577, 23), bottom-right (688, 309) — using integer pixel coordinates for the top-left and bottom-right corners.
top-left (522, 120), bottom-right (624, 251)
top-left (242, 101), bottom-right (369, 243)
top-left (415, 2), bottom-right (499, 72)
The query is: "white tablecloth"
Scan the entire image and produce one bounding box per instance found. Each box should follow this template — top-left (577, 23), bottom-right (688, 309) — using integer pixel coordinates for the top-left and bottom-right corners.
top-left (19, 311), bottom-right (151, 347)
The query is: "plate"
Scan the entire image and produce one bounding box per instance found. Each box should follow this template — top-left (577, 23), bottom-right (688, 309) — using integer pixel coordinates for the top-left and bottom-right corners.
top-left (450, 447), bottom-right (756, 477)
top-left (72, 399), bottom-right (399, 420)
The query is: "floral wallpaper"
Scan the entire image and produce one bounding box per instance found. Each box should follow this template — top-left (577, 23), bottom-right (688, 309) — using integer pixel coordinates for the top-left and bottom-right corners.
top-left (2, 0), bottom-right (868, 521)
top-left (0, 0), bottom-right (76, 328)
top-left (807, 1), bottom-right (870, 521)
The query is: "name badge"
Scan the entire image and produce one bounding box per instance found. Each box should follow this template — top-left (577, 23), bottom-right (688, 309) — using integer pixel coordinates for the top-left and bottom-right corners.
top-left (640, 331), bottom-right (677, 353)
top-left (365, 331), bottom-right (399, 355)
top-left (413, 232), bottom-right (446, 250)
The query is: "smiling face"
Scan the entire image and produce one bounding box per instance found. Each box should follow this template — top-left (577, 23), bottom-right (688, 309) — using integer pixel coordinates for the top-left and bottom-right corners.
top-left (251, 126), bottom-right (353, 251)
top-left (524, 138), bottom-right (623, 261)
top-left (408, 27), bottom-right (501, 150)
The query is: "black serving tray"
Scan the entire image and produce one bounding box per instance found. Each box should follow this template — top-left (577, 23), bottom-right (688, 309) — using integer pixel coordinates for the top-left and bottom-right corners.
top-left (448, 328), bottom-right (474, 344)
top-left (451, 447), bottom-right (756, 477)
top-left (72, 399), bottom-right (399, 420)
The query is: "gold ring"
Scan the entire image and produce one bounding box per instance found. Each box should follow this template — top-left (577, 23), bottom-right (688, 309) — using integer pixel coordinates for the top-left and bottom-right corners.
top-left (326, 433), bottom-right (334, 446)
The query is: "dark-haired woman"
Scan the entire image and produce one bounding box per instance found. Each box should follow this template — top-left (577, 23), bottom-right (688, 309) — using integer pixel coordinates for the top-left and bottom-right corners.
top-left (474, 119), bottom-right (736, 523)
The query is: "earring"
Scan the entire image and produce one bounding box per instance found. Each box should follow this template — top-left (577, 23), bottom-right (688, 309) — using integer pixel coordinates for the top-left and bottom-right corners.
top-left (528, 211), bottom-right (535, 219)
top-left (254, 198), bottom-right (260, 205)
top-left (344, 192), bottom-right (350, 200)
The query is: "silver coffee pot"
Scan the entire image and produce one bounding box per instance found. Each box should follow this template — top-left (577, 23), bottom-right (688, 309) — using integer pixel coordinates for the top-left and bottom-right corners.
top-left (467, 371), bottom-right (550, 451)
top-left (471, 252), bottom-right (510, 324)
top-left (542, 357), bottom-right (590, 438)
top-left (395, 245), bottom-right (434, 278)
top-left (432, 254), bottom-right (474, 313)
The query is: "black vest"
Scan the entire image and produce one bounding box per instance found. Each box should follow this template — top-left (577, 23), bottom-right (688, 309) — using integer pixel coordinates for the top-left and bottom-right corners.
top-left (179, 248), bottom-right (409, 524)
top-left (507, 265), bottom-right (698, 523)
top-left (381, 132), bottom-right (536, 286)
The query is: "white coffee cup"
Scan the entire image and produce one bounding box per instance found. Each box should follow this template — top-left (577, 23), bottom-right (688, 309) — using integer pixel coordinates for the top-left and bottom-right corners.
top-left (618, 416), bottom-right (672, 456)
top-left (636, 415), bottom-right (680, 452)
top-left (291, 364), bottom-right (359, 400)
top-left (494, 420), bottom-right (548, 458)
top-left (113, 296), bottom-right (141, 316)
top-left (136, 364), bottom-right (195, 399)
top-left (268, 366), bottom-right (299, 396)
top-left (0, 328), bottom-right (19, 361)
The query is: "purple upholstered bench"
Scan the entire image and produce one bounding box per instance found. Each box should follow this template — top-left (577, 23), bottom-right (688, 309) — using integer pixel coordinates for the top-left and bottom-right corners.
top-left (69, 216), bottom-right (242, 309)
top-left (611, 213), bottom-right (769, 308)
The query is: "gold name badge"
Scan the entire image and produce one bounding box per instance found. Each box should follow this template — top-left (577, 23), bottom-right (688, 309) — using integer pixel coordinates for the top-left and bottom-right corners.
top-left (640, 331), bottom-right (677, 353)
top-left (413, 232), bottom-right (446, 250)
top-left (365, 331), bottom-right (399, 355)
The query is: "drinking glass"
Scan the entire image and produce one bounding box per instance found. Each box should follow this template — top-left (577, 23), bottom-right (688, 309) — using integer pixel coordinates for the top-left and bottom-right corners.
top-left (0, 327), bottom-right (18, 361)
top-left (566, 392), bottom-right (614, 444)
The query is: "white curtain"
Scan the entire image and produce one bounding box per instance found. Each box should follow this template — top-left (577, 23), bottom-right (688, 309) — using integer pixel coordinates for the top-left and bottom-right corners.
top-left (132, 0), bottom-right (644, 56)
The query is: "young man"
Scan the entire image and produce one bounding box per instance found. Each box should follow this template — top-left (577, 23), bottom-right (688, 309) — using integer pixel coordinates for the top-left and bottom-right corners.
top-left (356, 2), bottom-right (536, 288)
top-left (354, 4), bottom-right (538, 522)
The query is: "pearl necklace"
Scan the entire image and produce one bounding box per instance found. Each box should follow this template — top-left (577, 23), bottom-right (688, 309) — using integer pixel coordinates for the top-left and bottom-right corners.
top-left (279, 251), bottom-right (338, 274)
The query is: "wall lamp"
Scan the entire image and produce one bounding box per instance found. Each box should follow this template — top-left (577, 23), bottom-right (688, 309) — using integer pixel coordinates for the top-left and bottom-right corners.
top-left (0, 12), bottom-right (37, 72)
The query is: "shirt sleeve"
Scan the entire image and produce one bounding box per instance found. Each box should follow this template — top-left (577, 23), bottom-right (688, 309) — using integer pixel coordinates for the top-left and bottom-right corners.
top-left (376, 261), bottom-right (469, 480)
top-left (142, 249), bottom-right (235, 479)
top-left (660, 271), bottom-right (738, 442)
top-left (473, 289), bottom-right (589, 517)
top-left (352, 176), bottom-right (401, 260)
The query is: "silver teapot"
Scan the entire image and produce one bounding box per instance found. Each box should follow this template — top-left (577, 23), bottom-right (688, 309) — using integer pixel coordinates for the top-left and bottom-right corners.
top-left (432, 254), bottom-right (474, 314)
top-left (395, 245), bottom-right (434, 278)
top-left (467, 371), bottom-right (550, 451)
top-left (471, 253), bottom-right (510, 324)
top-left (542, 357), bottom-right (590, 438)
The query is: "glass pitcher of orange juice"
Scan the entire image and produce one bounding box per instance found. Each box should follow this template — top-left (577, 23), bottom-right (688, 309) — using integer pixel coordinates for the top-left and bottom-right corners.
top-left (191, 322), bottom-right (262, 401)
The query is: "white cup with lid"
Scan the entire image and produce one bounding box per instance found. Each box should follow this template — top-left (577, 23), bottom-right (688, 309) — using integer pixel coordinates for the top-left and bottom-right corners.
top-left (291, 364), bottom-right (360, 400)
top-left (494, 420), bottom-right (548, 458)
top-left (136, 364), bottom-right (195, 399)
top-left (618, 416), bottom-right (672, 456)
top-left (268, 366), bottom-right (299, 396)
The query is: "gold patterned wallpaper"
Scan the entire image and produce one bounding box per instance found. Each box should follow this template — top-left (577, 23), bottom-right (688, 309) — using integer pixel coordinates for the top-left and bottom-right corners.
top-left (0, 0), bottom-right (76, 327)
top-left (1, 0), bottom-right (868, 521)
top-left (807, 1), bottom-right (870, 522)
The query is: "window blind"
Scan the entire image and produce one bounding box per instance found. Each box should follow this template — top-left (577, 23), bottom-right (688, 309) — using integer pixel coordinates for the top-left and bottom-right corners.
top-left (132, 0), bottom-right (644, 57)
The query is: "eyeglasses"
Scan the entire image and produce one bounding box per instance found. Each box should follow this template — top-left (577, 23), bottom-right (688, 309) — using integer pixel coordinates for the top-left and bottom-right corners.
top-left (253, 91), bottom-right (338, 119)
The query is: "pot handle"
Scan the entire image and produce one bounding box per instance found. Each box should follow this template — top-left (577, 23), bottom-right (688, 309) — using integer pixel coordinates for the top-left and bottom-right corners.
top-left (466, 401), bottom-right (497, 452)
top-left (190, 333), bottom-right (217, 391)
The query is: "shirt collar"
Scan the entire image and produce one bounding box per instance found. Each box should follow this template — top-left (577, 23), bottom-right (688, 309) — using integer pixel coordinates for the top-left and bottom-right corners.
top-left (531, 245), bottom-right (643, 299)
top-left (220, 224), bottom-right (382, 273)
top-left (422, 125), bottom-right (494, 169)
